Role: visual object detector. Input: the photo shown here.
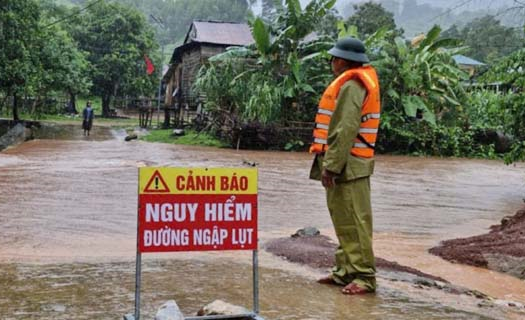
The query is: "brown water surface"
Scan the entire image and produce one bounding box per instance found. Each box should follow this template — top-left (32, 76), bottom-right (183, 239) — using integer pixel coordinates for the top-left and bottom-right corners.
top-left (1, 124), bottom-right (524, 319)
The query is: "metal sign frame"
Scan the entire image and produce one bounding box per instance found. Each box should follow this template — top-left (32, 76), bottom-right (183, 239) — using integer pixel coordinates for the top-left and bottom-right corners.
top-left (128, 167), bottom-right (260, 320)
top-left (132, 249), bottom-right (259, 320)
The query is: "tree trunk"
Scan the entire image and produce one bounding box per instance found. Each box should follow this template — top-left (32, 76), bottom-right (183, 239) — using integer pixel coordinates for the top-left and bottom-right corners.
top-left (163, 106), bottom-right (171, 128)
top-left (31, 90), bottom-right (44, 116)
top-left (102, 94), bottom-right (111, 117)
top-left (13, 93), bottom-right (20, 122)
top-left (31, 95), bottom-right (38, 115)
top-left (0, 95), bottom-right (8, 114)
top-left (69, 91), bottom-right (78, 114)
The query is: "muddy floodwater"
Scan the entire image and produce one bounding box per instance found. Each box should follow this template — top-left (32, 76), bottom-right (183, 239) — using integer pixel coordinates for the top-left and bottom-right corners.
top-left (1, 124), bottom-right (524, 319)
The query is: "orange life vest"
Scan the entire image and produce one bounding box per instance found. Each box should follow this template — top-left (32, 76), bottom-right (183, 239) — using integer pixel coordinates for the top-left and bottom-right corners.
top-left (309, 65), bottom-right (380, 158)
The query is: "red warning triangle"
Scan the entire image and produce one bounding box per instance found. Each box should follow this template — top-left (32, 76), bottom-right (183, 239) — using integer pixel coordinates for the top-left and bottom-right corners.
top-left (143, 170), bottom-right (170, 193)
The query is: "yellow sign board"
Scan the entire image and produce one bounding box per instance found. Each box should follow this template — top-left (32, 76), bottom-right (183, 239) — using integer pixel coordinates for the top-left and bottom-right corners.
top-left (139, 167), bottom-right (258, 195)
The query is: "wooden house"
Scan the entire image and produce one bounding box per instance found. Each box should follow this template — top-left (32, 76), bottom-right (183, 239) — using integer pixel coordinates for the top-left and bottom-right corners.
top-left (163, 20), bottom-right (253, 126)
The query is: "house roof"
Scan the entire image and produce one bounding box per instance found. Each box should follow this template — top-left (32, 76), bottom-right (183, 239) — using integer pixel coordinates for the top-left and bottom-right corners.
top-left (184, 20), bottom-right (254, 46)
top-left (453, 54), bottom-right (486, 66)
top-left (169, 20), bottom-right (254, 64)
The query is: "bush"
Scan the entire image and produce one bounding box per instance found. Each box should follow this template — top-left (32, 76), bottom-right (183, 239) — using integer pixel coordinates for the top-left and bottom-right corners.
top-left (378, 120), bottom-right (497, 159)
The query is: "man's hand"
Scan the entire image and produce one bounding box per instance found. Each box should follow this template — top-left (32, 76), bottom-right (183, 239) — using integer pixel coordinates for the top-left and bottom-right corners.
top-left (322, 169), bottom-right (337, 188)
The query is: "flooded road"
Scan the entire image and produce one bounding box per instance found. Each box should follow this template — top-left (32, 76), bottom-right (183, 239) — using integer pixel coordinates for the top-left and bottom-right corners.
top-left (1, 124), bottom-right (524, 319)
top-left (0, 259), bottom-right (498, 320)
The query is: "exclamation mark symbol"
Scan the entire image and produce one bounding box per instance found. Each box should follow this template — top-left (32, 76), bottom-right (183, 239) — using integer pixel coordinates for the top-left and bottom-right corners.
top-left (155, 177), bottom-right (159, 190)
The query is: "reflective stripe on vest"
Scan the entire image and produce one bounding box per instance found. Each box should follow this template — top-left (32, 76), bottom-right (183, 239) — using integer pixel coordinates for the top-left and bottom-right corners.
top-left (354, 142), bottom-right (375, 148)
top-left (318, 108), bottom-right (333, 116)
top-left (309, 66), bottom-right (381, 158)
top-left (359, 128), bottom-right (378, 134)
top-left (314, 138), bottom-right (327, 144)
top-left (361, 113), bottom-right (380, 122)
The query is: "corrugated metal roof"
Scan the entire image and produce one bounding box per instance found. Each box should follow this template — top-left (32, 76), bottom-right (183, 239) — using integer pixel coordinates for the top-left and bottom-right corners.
top-left (185, 20), bottom-right (254, 46)
top-left (453, 54), bottom-right (486, 66)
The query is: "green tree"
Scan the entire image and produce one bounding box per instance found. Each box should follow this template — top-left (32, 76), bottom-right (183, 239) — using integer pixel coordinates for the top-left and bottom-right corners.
top-left (443, 15), bottom-right (523, 63)
top-left (32, 2), bottom-right (91, 114)
top-left (37, 27), bottom-right (91, 114)
top-left (316, 8), bottom-right (341, 37)
top-left (441, 24), bottom-right (460, 39)
top-left (346, 1), bottom-right (402, 39)
top-left (377, 26), bottom-right (467, 123)
top-left (480, 48), bottom-right (525, 163)
top-left (71, 0), bottom-right (158, 117)
top-left (195, 0), bottom-right (336, 126)
top-left (373, 26), bottom-right (471, 155)
top-left (195, 0), bottom-right (485, 157)
top-left (1, 0), bottom-right (92, 119)
top-left (0, 0), bottom-right (40, 121)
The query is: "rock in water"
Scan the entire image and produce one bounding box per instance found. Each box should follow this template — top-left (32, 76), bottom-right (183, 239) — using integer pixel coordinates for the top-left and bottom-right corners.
top-left (242, 159), bottom-right (259, 167)
top-left (125, 134), bottom-right (138, 141)
top-left (155, 300), bottom-right (185, 320)
top-left (291, 227), bottom-right (320, 238)
top-left (197, 300), bottom-right (249, 317)
top-left (173, 129), bottom-right (185, 136)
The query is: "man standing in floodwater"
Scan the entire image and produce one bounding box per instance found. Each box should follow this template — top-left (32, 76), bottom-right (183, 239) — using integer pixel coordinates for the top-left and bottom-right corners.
top-left (309, 37), bottom-right (381, 295)
top-left (82, 101), bottom-right (94, 136)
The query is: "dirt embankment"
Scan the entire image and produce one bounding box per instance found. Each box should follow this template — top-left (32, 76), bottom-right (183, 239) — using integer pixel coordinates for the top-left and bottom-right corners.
top-left (265, 234), bottom-right (447, 282)
top-left (430, 205), bottom-right (525, 279)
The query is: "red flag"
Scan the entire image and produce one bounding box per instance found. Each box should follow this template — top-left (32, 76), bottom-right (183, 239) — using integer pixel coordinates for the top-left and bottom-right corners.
top-left (144, 54), bottom-right (154, 75)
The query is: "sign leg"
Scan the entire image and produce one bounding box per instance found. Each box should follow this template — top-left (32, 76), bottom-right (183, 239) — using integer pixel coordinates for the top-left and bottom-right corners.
top-left (135, 252), bottom-right (142, 320)
top-left (253, 249), bottom-right (259, 314)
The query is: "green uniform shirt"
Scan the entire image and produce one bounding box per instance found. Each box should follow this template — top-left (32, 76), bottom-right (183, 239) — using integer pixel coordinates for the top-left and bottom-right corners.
top-left (310, 79), bottom-right (375, 182)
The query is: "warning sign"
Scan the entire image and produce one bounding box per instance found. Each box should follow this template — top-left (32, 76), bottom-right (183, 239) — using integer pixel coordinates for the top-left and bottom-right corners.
top-left (143, 170), bottom-right (170, 193)
top-left (138, 167), bottom-right (258, 253)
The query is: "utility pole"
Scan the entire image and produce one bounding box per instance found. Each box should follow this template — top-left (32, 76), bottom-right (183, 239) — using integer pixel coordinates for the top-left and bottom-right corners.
top-left (151, 14), bottom-right (165, 128)
top-left (157, 44), bottom-right (164, 128)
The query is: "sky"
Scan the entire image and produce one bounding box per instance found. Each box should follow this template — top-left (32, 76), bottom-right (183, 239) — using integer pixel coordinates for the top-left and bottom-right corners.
top-left (315, 0), bottom-right (518, 12)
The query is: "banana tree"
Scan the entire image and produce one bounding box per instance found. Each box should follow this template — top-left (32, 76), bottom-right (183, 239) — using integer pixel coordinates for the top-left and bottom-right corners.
top-left (250, 0), bottom-right (337, 60)
top-left (375, 25), bottom-right (468, 126)
top-left (196, 0), bottom-right (337, 124)
top-left (480, 48), bottom-right (525, 164)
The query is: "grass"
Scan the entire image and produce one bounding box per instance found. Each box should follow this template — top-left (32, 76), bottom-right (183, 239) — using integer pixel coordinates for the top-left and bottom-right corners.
top-left (77, 96), bottom-right (103, 115)
top-left (1, 112), bottom-right (139, 128)
top-left (2, 96), bottom-right (104, 121)
top-left (1, 96), bottom-right (226, 148)
top-left (140, 129), bottom-right (228, 148)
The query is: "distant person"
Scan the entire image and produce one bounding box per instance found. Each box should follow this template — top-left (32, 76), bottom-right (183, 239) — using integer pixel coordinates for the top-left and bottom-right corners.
top-left (309, 37), bottom-right (381, 295)
top-left (82, 101), bottom-right (94, 136)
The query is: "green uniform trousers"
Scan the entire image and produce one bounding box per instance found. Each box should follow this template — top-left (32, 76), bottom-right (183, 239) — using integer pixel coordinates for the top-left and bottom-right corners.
top-left (326, 176), bottom-right (376, 291)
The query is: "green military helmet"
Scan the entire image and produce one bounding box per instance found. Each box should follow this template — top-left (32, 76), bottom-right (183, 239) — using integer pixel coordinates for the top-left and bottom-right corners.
top-left (328, 37), bottom-right (369, 63)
